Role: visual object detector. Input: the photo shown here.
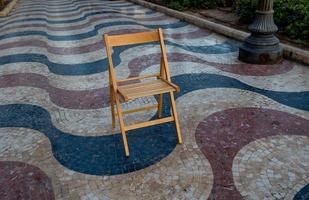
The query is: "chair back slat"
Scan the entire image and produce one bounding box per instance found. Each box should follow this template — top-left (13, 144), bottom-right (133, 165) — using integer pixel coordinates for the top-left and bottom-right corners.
top-left (106, 30), bottom-right (159, 47)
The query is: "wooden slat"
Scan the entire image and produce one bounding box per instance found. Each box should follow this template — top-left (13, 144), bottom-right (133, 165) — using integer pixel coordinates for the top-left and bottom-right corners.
top-left (125, 116), bottom-right (174, 131)
top-left (118, 79), bottom-right (164, 90)
top-left (115, 105), bottom-right (158, 116)
top-left (121, 81), bottom-right (168, 93)
top-left (117, 79), bottom-right (177, 101)
top-left (106, 30), bottom-right (159, 47)
top-left (126, 87), bottom-right (174, 100)
top-left (116, 74), bottom-right (160, 83)
top-left (160, 78), bottom-right (180, 92)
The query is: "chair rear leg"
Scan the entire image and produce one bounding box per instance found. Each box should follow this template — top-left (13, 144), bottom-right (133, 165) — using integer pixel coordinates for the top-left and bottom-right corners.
top-left (115, 94), bottom-right (130, 156)
top-left (110, 86), bottom-right (116, 128)
top-left (168, 92), bottom-right (183, 144)
top-left (157, 94), bottom-right (163, 118)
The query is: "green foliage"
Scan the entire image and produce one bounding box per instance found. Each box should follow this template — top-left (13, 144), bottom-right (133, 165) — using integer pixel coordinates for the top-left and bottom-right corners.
top-left (204, 0), bottom-right (219, 8)
top-left (235, 0), bottom-right (258, 24)
top-left (157, 0), bottom-right (308, 40)
top-left (167, 0), bottom-right (184, 11)
top-left (274, 0), bottom-right (309, 40)
top-left (162, 0), bottom-right (215, 9)
top-left (235, 0), bottom-right (309, 40)
top-left (0, 0), bottom-right (6, 10)
top-left (160, 0), bottom-right (236, 10)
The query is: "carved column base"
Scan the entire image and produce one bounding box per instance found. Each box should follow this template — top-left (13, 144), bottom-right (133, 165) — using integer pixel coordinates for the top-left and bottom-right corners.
top-left (239, 34), bottom-right (283, 64)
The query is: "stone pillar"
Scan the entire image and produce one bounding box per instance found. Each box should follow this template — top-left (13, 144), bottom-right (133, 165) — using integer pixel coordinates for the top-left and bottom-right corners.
top-left (238, 0), bottom-right (283, 64)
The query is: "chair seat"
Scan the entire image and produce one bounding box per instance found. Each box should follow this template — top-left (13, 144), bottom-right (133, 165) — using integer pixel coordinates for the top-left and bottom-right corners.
top-left (118, 79), bottom-right (179, 101)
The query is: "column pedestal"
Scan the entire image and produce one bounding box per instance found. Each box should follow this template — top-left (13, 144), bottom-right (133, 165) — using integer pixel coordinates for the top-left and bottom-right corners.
top-left (239, 0), bottom-right (283, 64)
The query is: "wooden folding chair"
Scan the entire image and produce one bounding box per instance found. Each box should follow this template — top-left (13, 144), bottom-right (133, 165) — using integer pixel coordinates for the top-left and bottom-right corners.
top-left (103, 28), bottom-right (182, 156)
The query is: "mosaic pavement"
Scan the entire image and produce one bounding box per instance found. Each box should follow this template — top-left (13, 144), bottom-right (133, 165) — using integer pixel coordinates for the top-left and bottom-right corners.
top-left (0, 0), bottom-right (308, 199)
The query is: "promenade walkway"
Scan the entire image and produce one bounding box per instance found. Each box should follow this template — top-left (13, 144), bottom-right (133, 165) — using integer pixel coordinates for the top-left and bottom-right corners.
top-left (0, 0), bottom-right (308, 199)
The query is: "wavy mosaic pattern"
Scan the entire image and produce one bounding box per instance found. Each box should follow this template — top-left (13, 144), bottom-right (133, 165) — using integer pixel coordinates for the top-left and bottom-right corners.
top-left (2, 73), bottom-right (306, 175)
top-left (2, 73), bottom-right (307, 110)
top-left (0, 0), bottom-right (308, 199)
top-left (195, 108), bottom-right (309, 199)
top-left (294, 184), bottom-right (309, 200)
top-left (0, 161), bottom-right (55, 200)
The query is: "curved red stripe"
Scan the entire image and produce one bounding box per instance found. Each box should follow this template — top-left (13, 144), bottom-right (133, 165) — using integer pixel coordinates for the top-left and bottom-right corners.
top-left (0, 161), bottom-right (55, 200)
top-left (195, 108), bottom-right (309, 199)
top-left (0, 73), bottom-right (108, 109)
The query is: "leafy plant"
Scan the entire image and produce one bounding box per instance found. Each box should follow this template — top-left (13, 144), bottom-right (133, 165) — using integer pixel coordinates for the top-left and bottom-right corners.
top-left (0, 0), bottom-right (5, 9)
top-left (162, 0), bottom-right (211, 9)
top-left (167, 1), bottom-right (184, 11)
top-left (235, 0), bottom-right (258, 24)
top-left (235, 0), bottom-right (309, 40)
top-left (274, 0), bottom-right (309, 40)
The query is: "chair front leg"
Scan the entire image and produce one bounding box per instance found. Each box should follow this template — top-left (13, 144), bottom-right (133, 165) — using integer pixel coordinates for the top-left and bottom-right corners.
top-left (157, 94), bottom-right (163, 118)
top-left (168, 92), bottom-right (183, 144)
top-left (110, 86), bottom-right (116, 128)
top-left (114, 94), bottom-right (130, 156)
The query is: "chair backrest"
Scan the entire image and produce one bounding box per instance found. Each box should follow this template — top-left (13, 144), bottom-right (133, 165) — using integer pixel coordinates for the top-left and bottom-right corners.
top-left (103, 28), bottom-right (172, 90)
top-left (106, 30), bottom-right (160, 47)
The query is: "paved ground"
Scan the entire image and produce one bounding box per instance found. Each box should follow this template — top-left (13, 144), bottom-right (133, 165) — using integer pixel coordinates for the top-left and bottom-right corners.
top-left (0, 0), bottom-right (308, 199)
